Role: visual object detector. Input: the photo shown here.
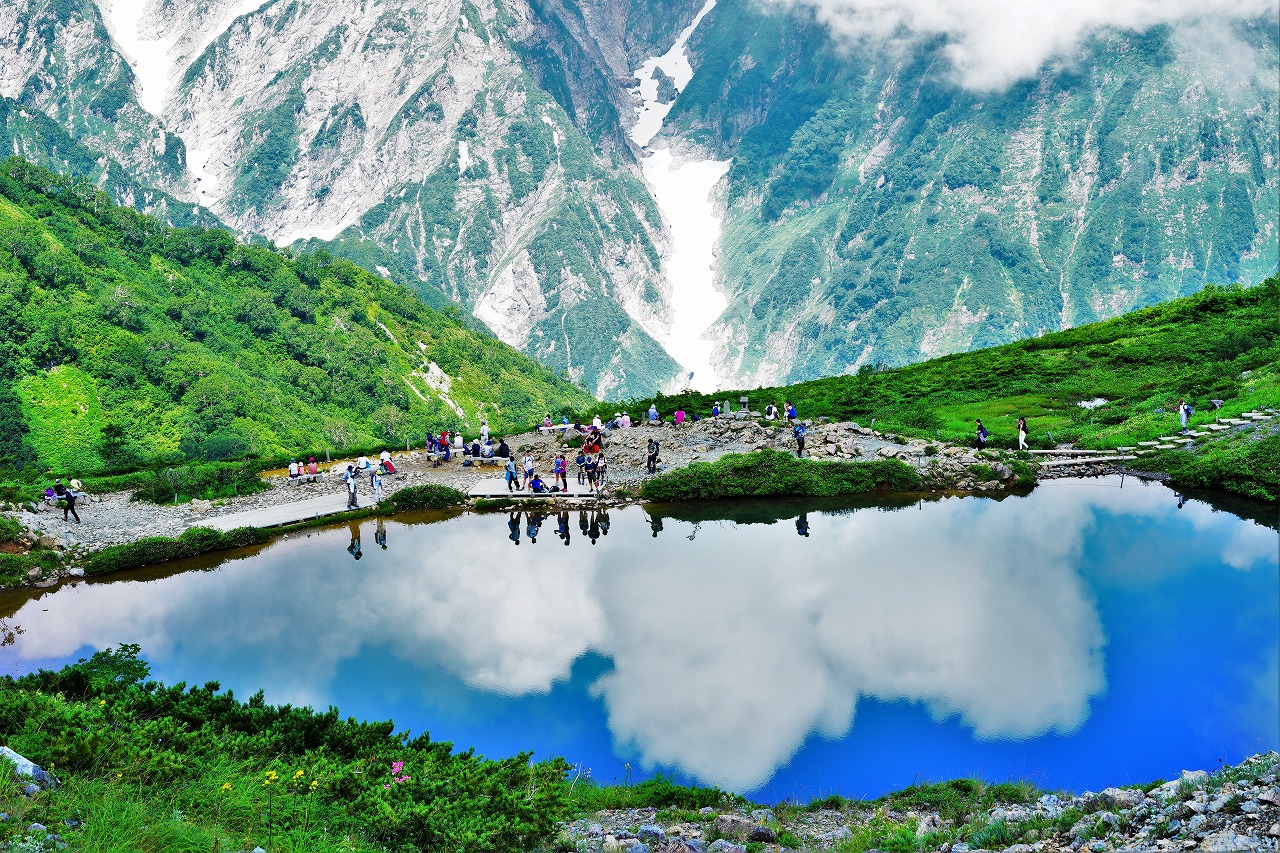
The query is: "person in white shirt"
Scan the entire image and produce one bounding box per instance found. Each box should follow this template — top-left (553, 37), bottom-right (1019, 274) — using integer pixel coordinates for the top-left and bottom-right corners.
top-left (288, 460), bottom-right (299, 478)
top-left (620, 413), bottom-right (631, 428)
top-left (453, 434), bottom-right (464, 451)
top-left (480, 420), bottom-right (490, 443)
top-left (522, 453), bottom-right (536, 489)
top-left (379, 449), bottom-right (391, 464)
top-left (356, 454), bottom-right (371, 471)
top-left (592, 415), bottom-right (602, 429)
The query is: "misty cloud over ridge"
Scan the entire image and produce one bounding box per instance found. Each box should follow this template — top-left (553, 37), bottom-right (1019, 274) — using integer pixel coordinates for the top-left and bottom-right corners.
top-left (762, 0), bottom-right (1279, 90)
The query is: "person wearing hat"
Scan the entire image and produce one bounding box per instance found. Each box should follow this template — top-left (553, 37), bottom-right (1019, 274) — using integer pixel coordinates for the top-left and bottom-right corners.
top-left (306, 457), bottom-right (319, 475)
top-left (53, 478), bottom-right (80, 523)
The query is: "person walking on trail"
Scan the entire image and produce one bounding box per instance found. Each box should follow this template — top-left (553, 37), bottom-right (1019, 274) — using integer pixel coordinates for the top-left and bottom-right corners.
top-left (522, 452), bottom-right (536, 490)
top-left (596, 452), bottom-right (608, 487)
top-left (1178, 399), bottom-right (1193, 434)
top-left (584, 455), bottom-right (599, 493)
top-left (54, 479), bottom-right (80, 524)
top-left (504, 455), bottom-right (519, 493)
top-left (370, 469), bottom-right (385, 503)
top-left (646, 437), bottom-right (660, 474)
top-left (975, 419), bottom-right (989, 450)
top-left (1016, 416), bottom-right (1028, 451)
top-left (794, 421), bottom-right (807, 458)
top-left (344, 465), bottom-right (359, 508)
top-left (480, 420), bottom-right (490, 444)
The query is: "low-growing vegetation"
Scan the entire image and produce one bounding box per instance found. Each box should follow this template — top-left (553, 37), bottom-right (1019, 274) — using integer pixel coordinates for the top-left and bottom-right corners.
top-left (587, 279), bottom-right (1279, 500)
top-left (641, 450), bottom-right (921, 502)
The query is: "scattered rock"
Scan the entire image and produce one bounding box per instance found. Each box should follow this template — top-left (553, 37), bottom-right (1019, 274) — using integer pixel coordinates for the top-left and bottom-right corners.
top-left (637, 825), bottom-right (665, 844)
top-left (1199, 830), bottom-right (1260, 851)
top-left (713, 814), bottom-right (752, 840)
top-left (1091, 787), bottom-right (1145, 810)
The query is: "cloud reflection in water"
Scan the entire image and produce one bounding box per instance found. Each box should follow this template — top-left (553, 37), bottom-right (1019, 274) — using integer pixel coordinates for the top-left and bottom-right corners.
top-left (3, 478), bottom-right (1273, 791)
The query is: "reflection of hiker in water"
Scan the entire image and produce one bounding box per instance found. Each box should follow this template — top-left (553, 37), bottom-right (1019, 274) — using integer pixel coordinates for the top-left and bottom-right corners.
top-left (588, 511), bottom-right (600, 545)
top-left (598, 508), bottom-right (610, 537)
top-left (578, 509), bottom-right (589, 539)
top-left (507, 511), bottom-right (521, 545)
top-left (795, 513), bottom-right (810, 537)
top-left (527, 511), bottom-right (544, 543)
top-left (649, 514), bottom-right (663, 538)
top-left (347, 523), bottom-right (363, 560)
top-left (375, 518), bottom-right (387, 550)
top-left (1177, 493), bottom-right (1187, 509)
top-left (557, 510), bottom-right (570, 546)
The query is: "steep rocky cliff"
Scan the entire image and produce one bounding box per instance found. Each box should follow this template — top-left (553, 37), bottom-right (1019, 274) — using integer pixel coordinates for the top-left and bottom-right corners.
top-left (666, 5), bottom-right (1279, 384)
top-left (1, 0), bottom-right (1275, 395)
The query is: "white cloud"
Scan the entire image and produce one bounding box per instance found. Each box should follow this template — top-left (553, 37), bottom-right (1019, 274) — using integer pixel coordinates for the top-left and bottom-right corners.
top-left (760, 0), bottom-right (1278, 90)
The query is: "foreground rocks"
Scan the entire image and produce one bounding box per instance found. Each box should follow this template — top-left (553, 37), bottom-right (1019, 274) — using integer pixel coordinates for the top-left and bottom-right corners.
top-left (558, 753), bottom-right (1280, 853)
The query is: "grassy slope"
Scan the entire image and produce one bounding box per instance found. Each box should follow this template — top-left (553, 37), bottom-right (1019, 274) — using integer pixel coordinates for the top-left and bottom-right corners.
top-left (584, 278), bottom-right (1280, 500)
top-left (0, 158), bottom-right (593, 476)
top-left (5, 648), bottom-right (1272, 852)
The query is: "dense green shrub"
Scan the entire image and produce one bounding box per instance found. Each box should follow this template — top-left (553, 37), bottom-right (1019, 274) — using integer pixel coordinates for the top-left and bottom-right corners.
top-left (640, 450), bottom-right (921, 501)
top-left (385, 484), bottom-right (468, 511)
top-left (1142, 431), bottom-right (1280, 501)
top-left (85, 526), bottom-right (273, 576)
top-left (0, 549), bottom-right (61, 586)
top-left (0, 646), bottom-right (573, 851)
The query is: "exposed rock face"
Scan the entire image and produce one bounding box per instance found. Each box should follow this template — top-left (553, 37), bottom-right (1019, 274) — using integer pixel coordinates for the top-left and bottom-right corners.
top-left (0, 0), bottom-right (693, 396)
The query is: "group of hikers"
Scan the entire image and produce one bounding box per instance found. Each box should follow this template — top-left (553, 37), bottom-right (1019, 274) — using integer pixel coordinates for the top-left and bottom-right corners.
top-left (974, 416), bottom-right (1030, 451)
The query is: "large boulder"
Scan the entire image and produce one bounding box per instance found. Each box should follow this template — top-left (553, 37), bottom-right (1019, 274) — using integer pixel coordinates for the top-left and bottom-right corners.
top-left (712, 815), bottom-right (753, 840)
top-left (0, 746), bottom-right (59, 792)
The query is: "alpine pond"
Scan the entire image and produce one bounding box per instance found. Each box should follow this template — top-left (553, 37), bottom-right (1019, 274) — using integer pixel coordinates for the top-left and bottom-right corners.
top-left (0, 477), bottom-right (1276, 802)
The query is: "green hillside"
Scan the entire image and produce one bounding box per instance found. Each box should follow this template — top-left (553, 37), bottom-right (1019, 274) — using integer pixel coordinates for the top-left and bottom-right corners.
top-left (0, 158), bottom-right (593, 474)
top-left (584, 278), bottom-right (1280, 499)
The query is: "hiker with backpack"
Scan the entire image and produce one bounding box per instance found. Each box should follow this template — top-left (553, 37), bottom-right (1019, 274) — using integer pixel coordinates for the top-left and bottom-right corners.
top-left (975, 419), bottom-right (989, 450)
top-left (646, 437), bottom-right (659, 474)
top-left (794, 421), bottom-right (807, 457)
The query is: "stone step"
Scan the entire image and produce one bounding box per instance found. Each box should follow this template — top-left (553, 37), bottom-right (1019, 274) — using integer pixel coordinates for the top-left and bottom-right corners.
top-left (1221, 418), bottom-right (1250, 425)
top-left (1027, 449), bottom-right (1112, 455)
top-left (1157, 436), bottom-right (1180, 442)
top-left (1156, 444), bottom-right (1176, 450)
top-left (1038, 455), bottom-right (1133, 468)
top-left (1203, 424), bottom-right (1231, 431)
top-left (1185, 431), bottom-right (1208, 437)
top-left (1173, 438), bottom-right (1195, 444)
top-left (1138, 440), bottom-right (1161, 446)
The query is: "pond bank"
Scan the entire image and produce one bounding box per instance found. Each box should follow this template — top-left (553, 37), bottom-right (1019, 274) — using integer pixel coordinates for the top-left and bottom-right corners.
top-left (1, 417), bottom-right (1112, 586)
top-left (559, 751), bottom-right (1280, 853)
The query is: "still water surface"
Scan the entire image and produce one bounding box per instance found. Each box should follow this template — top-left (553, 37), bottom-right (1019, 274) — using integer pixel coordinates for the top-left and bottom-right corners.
top-left (1, 477), bottom-right (1276, 801)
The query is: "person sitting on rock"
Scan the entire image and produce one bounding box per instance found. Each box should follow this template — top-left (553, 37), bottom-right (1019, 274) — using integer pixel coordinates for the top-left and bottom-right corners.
top-left (306, 457), bottom-right (319, 475)
top-left (529, 473), bottom-right (547, 493)
top-left (288, 460), bottom-right (300, 478)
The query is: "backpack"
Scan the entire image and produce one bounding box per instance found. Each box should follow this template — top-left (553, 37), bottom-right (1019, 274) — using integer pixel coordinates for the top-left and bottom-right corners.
top-left (979, 427), bottom-right (989, 439)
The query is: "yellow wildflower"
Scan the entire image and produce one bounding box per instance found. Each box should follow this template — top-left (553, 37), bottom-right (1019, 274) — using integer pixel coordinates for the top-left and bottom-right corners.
top-left (221, 782), bottom-right (232, 791)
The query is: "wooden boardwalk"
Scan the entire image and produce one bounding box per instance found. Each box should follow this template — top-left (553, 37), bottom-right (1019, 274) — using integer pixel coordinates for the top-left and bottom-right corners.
top-left (202, 493), bottom-right (354, 532)
top-left (468, 477), bottom-right (599, 499)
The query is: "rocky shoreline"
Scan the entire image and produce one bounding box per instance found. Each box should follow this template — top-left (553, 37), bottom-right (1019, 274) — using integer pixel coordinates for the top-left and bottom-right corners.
top-left (2, 416), bottom-right (1112, 586)
top-left (557, 753), bottom-right (1280, 853)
